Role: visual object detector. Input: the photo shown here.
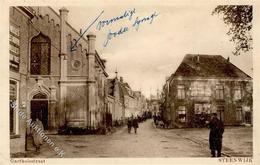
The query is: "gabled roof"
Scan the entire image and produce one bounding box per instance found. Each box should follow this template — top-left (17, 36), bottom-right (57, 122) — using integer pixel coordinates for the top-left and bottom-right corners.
top-left (119, 82), bottom-right (130, 96)
top-left (118, 81), bottom-right (135, 99)
top-left (172, 54), bottom-right (252, 79)
top-left (107, 78), bottom-right (125, 103)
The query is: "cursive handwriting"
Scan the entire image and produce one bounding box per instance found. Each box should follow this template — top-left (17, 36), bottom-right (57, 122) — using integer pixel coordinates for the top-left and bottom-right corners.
top-left (132, 11), bottom-right (158, 31)
top-left (96, 9), bottom-right (136, 31)
top-left (103, 11), bottom-right (159, 47)
top-left (103, 27), bottom-right (129, 47)
top-left (70, 9), bottom-right (158, 50)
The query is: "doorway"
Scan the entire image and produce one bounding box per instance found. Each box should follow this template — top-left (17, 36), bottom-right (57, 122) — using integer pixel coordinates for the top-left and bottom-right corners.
top-left (30, 93), bottom-right (48, 130)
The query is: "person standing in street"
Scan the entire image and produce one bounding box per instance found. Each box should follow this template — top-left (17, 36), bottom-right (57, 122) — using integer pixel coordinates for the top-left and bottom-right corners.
top-left (208, 113), bottom-right (224, 157)
top-left (132, 117), bottom-right (139, 134)
top-left (127, 118), bottom-right (132, 133)
top-left (31, 118), bottom-right (44, 153)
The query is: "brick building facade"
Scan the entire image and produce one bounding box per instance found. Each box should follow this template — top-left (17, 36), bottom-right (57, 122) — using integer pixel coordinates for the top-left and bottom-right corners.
top-left (9, 6), bottom-right (108, 155)
top-left (161, 54), bottom-right (252, 128)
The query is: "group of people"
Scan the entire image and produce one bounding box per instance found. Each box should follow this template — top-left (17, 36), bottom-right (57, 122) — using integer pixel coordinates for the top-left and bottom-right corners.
top-left (127, 117), bottom-right (139, 134)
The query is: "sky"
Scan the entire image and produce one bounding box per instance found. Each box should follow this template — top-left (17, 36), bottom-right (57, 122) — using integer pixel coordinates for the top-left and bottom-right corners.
top-left (54, 4), bottom-right (253, 98)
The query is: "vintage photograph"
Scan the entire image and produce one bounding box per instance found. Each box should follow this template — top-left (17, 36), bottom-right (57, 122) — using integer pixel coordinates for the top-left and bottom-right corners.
top-left (8, 3), bottom-right (253, 160)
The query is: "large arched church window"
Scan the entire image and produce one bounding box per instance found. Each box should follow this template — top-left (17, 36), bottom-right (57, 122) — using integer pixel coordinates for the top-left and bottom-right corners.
top-left (31, 33), bottom-right (51, 75)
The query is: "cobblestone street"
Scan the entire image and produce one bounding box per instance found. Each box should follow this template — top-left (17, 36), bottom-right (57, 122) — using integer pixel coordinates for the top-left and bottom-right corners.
top-left (26, 119), bottom-right (252, 158)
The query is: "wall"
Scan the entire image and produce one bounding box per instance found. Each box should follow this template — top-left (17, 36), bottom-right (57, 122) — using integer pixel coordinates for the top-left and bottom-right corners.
top-left (167, 78), bottom-right (252, 127)
top-left (10, 6), bottom-right (30, 155)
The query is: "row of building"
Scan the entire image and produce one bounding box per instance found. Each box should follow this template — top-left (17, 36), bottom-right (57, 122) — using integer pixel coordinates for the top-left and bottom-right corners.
top-left (9, 6), bottom-right (147, 155)
top-left (107, 76), bottom-right (148, 125)
top-left (160, 54), bottom-right (253, 128)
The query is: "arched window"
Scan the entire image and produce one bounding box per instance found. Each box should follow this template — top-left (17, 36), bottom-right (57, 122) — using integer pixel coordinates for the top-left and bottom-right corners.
top-left (31, 33), bottom-right (51, 75)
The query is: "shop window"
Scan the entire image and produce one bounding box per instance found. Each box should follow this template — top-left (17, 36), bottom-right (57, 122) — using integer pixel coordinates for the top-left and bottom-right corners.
top-left (194, 103), bottom-right (211, 114)
top-left (177, 106), bottom-right (186, 123)
top-left (30, 33), bottom-right (51, 75)
top-left (177, 85), bottom-right (185, 99)
top-left (10, 80), bottom-right (19, 135)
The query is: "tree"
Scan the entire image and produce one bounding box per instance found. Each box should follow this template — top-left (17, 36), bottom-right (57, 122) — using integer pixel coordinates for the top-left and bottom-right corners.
top-left (212, 5), bottom-right (252, 56)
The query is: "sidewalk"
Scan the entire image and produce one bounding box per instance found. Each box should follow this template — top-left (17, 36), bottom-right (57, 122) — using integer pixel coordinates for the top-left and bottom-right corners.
top-left (162, 126), bottom-right (252, 157)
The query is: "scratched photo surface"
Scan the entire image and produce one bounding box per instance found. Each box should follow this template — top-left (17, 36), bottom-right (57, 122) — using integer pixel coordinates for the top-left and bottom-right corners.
top-left (9, 5), bottom-right (253, 159)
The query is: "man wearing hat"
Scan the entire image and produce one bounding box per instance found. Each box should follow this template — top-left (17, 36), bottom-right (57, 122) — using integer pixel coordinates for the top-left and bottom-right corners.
top-left (208, 113), bottom-right (224, 157)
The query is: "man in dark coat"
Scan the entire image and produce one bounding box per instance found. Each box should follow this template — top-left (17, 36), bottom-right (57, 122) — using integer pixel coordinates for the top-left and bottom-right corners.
top-left (127, 118), bottom-right (132, 133)
top-left (209, 113), bottom-right (224, 157)
top-left (132, 117), bottom-right (139, 134)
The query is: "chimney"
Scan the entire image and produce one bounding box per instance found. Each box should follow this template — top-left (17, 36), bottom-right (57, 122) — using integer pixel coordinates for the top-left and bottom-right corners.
top-left (195, 54), bottom-right (200, 71)
top-left (59, 7), bottom-right (69, 127)
top-left (120, 77), bottom-right (123, 83)
top-left (87, 32), bottom-right (97, 126)
top-left (59, 7), bottom-right (69, 80)
top-left (87, 32), bottom-right (96, 81)
top-left (87, 32), bottom-right (96, 55)
top-left (197, 54), bottom-right (200, 62)
top-left (227, 57), bottom-right (230, 62)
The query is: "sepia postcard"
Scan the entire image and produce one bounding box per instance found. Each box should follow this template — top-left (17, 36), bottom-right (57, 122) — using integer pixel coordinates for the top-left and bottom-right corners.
top-left (0, 0), bottom-right (259, 164)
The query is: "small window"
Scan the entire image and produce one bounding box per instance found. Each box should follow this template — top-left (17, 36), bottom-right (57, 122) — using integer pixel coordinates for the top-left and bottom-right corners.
top-left (216, 84), bottom-right (224, 100)
top-left (177, 85), bottom-right (185, 99)
top-left (234, 85), bottom-right (242, 100)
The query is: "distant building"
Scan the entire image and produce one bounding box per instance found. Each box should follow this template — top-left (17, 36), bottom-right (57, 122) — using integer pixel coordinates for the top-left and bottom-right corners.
top-left (118, 77), bottom-right (139, 117)
top-left (107, 76), bottom-right (148, 123)
top-left (147, 95), bottom-right (160, 115)
top-left (161, 54), bottom-right (252, 128)
top-left (107, 77), bottom-right (125, 125)
top-left (133, 91), bottom-right (148, 116)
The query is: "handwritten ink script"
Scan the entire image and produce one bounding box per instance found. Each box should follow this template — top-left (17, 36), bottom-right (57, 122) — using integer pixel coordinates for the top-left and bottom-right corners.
top-left (98, 9), bottom-right (159, 47)
top-left (70, 9), bottom-right (158, 51)
top-left (96, 9), bottom-right (136, 31)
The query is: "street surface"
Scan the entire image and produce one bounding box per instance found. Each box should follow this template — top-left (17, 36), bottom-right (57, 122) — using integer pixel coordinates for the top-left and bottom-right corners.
top-left (26, 119), bottom-right (252, 158)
